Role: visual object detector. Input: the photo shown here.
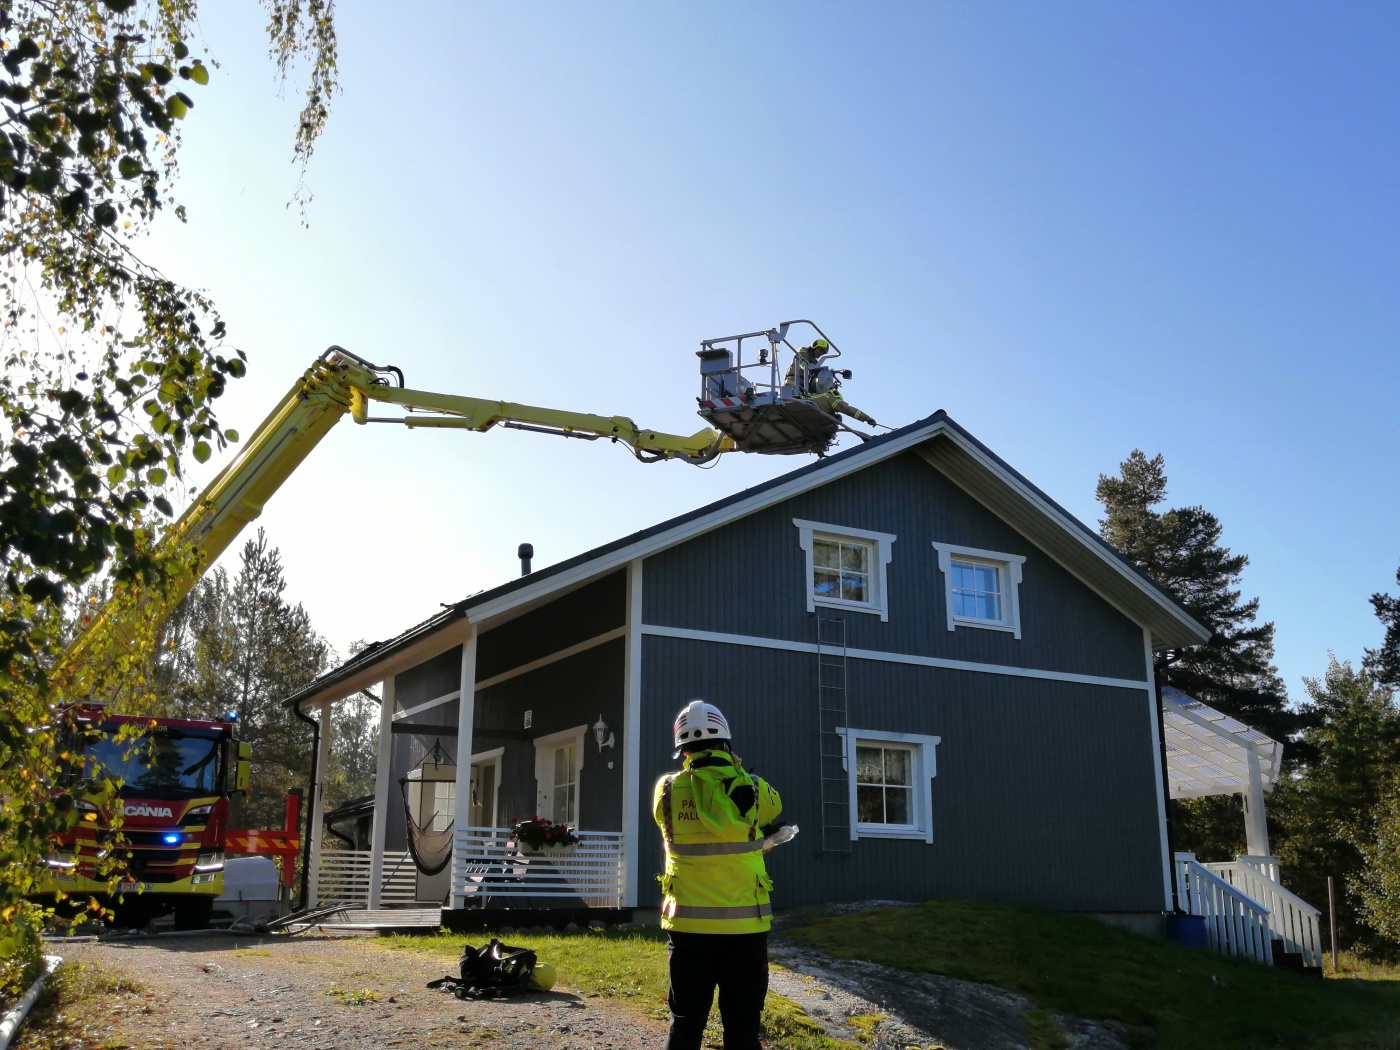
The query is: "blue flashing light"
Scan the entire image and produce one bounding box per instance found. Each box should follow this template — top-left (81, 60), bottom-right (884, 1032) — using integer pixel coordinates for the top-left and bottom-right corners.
top-left (225, 710), bottom-right (240, 722)
top-left (162, 833), bottom-right (181, 845)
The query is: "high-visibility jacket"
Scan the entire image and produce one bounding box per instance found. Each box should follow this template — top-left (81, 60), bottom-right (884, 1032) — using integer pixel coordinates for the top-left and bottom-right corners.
top-left (652, 748), bottom-right (783, 934)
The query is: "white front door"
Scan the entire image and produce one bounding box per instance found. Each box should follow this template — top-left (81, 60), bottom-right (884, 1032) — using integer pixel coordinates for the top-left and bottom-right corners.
top-left (533, 726), bottom-right (587, 826)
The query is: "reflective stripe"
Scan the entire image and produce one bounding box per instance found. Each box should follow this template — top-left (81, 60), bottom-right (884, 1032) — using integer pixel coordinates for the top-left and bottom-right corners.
top-left (660, 774), bottom-right (677, 846)
top-left (670, 902), bottom-right (773, 920)
top-left (667, 840), bottom-right (765, 857)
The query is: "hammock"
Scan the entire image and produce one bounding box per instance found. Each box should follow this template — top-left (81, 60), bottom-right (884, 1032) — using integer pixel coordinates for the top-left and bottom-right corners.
top-left (401, 739), bottom-right (455, 876)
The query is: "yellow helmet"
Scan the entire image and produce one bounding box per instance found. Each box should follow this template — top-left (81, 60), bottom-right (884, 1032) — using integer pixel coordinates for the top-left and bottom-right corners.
top-left (528, 962), bottom-right (557, 992)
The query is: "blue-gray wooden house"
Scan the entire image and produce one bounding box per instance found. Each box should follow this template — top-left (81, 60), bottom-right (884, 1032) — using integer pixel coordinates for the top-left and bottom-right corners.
top-left (284, 410), bottom-right (1219, 924)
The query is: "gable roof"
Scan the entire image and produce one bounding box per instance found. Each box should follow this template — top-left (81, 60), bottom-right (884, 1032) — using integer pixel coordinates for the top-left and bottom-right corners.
top-left (284, 410), bottom-right (1209, 710)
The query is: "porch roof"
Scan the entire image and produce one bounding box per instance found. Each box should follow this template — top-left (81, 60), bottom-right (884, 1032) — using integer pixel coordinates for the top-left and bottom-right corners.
top-left (1162, 685), bottom-right (1283, 800)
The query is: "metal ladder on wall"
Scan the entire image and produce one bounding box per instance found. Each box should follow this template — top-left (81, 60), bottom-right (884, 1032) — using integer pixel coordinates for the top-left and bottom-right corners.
top-left (816, 611), bottom-right (852, 854)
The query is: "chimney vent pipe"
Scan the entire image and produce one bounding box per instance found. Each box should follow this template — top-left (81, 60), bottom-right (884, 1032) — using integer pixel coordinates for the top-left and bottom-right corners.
top-left (518, 543), bottom-right (534, 576)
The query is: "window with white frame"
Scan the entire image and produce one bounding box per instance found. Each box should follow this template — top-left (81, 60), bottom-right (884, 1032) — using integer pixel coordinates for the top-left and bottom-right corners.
top-left (533, 725), bottom-right (586, 827)
top-left (794, 519), bottom-right (896, 620)
top-left (932, 542), bottom-right (1025, 638)
top-left (840, 729), bottom-right (940, 842)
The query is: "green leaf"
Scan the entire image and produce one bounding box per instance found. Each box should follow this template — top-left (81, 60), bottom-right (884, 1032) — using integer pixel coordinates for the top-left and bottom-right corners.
top-left (189, 62), bottom-right (210, 87)
top-left (167, 95), bottom-right (189, 120)
top-left (118, 156), bottom-right (142, 179)
top-left (192, 441), bottom-right (211, 463)
top-left (154, 495), bottom-right (174, 517)
top-left (146, 468), bottom-right (167, 486)
top-left (106, 464), bottom-right (126, 486)
top-left (224, 428), bottom-right (240, 442)
top-left (173, 41), bottom-right (190, 60)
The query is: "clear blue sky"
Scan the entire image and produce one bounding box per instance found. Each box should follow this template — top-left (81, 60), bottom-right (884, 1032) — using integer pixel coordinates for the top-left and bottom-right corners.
top-left (145, 1), bottom-right (1399, 701)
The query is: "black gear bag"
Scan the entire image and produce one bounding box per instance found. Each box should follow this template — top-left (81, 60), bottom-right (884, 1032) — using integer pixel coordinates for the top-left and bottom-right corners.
top-left (427, 939), bottom-right (539, 999)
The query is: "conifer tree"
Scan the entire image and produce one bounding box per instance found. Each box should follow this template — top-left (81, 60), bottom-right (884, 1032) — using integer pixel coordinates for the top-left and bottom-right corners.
top-left (1097, 451), bottom-right (1292, 860)
top-left (1271, 659), bottom-right (1400, 949)
top-left (1096, 450), bottom-right (1291, 737)
top-left (158, 529), bottom-right (330, 828)
top-left (1364, 564), bottom-right (1400, 688)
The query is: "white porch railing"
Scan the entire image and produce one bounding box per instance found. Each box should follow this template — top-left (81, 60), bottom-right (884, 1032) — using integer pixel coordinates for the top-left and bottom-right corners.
top-left (1174, 853), bottom-right (1274, 965)
top-left (1204, 856), bottom-right (1323, 968)
top-left (452, 828), bottom-right (624, 908)
top-left (319, 849), bottom-right (418, 906)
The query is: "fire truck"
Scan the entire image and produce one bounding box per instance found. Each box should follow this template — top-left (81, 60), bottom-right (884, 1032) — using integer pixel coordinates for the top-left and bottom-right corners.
top-left (43, 706), bottom-right (251, 929)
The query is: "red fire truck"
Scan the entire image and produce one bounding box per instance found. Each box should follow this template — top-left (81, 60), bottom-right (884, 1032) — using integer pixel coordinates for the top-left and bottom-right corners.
top-left (40, 706), bottom-right (252, 929)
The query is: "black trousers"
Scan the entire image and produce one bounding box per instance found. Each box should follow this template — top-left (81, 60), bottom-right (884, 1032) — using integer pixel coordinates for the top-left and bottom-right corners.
top-left (664, 931), bottom-right (768, 1050)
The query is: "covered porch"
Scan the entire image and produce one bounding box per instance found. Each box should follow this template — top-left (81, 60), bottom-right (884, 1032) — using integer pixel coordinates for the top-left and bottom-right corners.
top-left (285, 567), bottom-right (642, 917)
top-left (1161, 685), bottom-right (1323, 970)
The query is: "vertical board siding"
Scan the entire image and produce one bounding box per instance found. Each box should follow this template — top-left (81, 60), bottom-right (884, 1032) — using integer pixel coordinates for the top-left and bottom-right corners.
top-left (476, 571), bottom-right (626, 681)
top-left (394, 646), bottom-right (463, 711)
top-left (473, 638), bottom-right (626, 832)
top-left (637, 635), bottom-right (1165, 912)
top-left (384, 697), bottom-right (461, 854)
top-left (643, 452), bottom-right (1145, 683)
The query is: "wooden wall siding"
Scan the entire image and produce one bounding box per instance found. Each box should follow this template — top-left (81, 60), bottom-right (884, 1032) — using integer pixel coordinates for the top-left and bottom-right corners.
top-left (394, 645), bottom-right (463, 712)
top-left (643, 451), bottom-right (1146, 684)
top-left (636, 635), bottom-right (1166, 913)
top-left (473, 637), bottom-right (626, 832)
top-left (383, 698), bottom-right (461, 854)
top-left (475, 570), bottom-right (627, 682)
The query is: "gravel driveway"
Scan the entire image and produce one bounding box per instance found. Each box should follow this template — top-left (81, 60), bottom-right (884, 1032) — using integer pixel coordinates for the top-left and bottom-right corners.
top-left (36, 933), bottom-right (668, 1050)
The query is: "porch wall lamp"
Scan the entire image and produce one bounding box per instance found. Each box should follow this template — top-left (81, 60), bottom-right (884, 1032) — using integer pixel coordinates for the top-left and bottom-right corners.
top-left (593, 715), bottom-right (615, 752)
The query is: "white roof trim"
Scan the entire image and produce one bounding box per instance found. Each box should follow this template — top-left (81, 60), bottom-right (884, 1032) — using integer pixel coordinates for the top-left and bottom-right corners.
top-left (465, 418), bottom-right (952, 626)
top-left (923, 429), bottom-right (1210, 646)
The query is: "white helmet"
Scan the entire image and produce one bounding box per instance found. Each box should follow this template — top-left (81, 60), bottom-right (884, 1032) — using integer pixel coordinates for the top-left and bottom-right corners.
top-left (673, 700), bottom-right (731, 753)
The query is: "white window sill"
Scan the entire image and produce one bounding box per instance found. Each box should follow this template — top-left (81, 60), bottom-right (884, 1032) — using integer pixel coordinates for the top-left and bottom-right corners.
top-left (854, 824), bottom-right (927, 840)
top-left (814, 596), bottom-right (885, 618)
top-left (950, 617), bottom-right (1017, 634)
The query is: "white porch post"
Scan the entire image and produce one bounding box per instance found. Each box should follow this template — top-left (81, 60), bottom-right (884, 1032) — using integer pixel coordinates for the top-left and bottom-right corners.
top-left (621, 558), bottom-right (644, 908)
top-left (367, 676), bottom-right (396, 909)
top-left (305, 699), bottom-right (334, 907)
top-left (1243, 745), bottom-right (1271, 858)
top-left (1143, 628), bottom-right (1174, 913)
top-left (450, 634), bottom-right (477, 910)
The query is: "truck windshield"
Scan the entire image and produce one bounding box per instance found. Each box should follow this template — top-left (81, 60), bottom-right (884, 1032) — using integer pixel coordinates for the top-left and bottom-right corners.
top-left (81, 724), bottom-right (225, 797)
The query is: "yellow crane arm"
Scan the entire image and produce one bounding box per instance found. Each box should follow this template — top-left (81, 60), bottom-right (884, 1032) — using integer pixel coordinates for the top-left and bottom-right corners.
top-left (58, 347), bottom-right (734, 688)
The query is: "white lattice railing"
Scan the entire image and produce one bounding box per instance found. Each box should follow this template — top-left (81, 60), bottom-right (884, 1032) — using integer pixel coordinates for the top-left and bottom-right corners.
top-left (318, 849), bottom-right (418, 906)
top-left (452, 828), bottom-right (624, 908)
top-left (1204, 856), bottom-right (1323, 968)
top-left (1175, 853), bottom-right (1273, 965)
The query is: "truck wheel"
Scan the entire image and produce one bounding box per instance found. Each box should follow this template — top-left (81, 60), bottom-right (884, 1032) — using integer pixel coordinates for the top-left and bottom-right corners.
top-left (173, 897), bottom-right (214, 931)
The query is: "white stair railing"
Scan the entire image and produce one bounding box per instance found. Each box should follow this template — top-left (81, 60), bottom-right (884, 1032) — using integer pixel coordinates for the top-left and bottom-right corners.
top-left (1175, 853), bottom-right (1274, 965)
top-left (452, 828), bottom-right (625, 909)
top-left (318, 849), bottom-right (418, 906)
top-left (1203, 856), bottom-right (1323, 968)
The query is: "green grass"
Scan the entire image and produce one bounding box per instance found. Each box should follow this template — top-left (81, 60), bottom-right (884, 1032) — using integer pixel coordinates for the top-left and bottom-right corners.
top-left (384, 928), bottom-right (861, 1049)
top-left (789, 900), bottom-right (1400, 1050)
top-left (12, 961), bottom-right (150, 1050)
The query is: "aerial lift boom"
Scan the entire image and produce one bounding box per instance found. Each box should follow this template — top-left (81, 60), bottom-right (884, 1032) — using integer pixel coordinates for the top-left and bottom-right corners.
top-left (60, 325), bottom-right (872, 689)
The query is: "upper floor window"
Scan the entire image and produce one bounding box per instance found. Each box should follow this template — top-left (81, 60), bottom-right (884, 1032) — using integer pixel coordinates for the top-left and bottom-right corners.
top-left (795, 519), bottom-right (896, 621)
top-left (932, 542), bottom-right (1026, 638)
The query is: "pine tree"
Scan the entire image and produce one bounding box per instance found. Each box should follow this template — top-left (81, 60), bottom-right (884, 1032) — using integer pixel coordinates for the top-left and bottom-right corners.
top-left (1364, 564), bottom-right (1400, 688)
top-left (1097, 451), bottom-right (1293, 860)
top-left (1097, 451), bottom-right (1291, 735)
top-left (157, 529), bottom-right (331, 828)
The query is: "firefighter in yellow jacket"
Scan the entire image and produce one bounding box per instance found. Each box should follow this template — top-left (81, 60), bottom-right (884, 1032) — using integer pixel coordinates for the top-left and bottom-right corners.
top-left (653, 700), bottom-right (784, 1050)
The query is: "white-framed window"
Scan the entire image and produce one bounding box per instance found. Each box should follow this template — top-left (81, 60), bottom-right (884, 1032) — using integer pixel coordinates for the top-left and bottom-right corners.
top-left (533, 725), bottom-right (587, 827)
top-left (932, 542), bottom-right (1026, 638)
top-left (838, 728), bottom-right (940, 842)
top-left (794, 519), bottom-right (896, 620)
